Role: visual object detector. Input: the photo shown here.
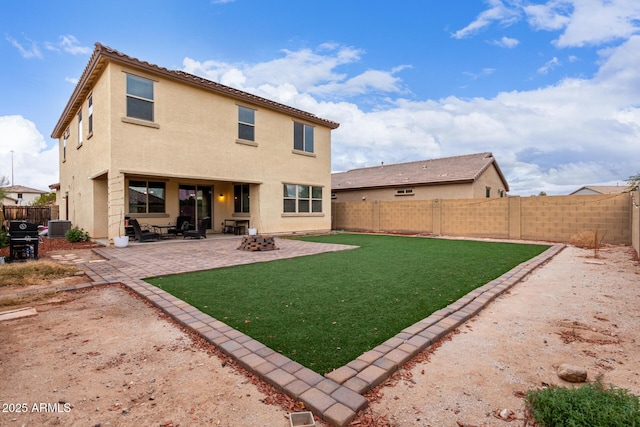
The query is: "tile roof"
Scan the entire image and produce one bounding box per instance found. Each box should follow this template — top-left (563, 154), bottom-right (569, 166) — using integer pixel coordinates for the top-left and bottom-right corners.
top-left (332, 152), bottom-right (509, 191)
top-left (570, 185), bottom-right (628, 195)
top-left (52, 43), bottom-right (339, 138)
top-left (2, 185), bottom-right (48, 194)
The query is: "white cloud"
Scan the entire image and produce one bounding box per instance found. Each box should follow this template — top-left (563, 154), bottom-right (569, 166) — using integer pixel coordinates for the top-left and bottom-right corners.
top-left (452, 0), bottom-right (521, 39)
top-left (524, 1), bottom-right (572, 31)
top-left (463, 68), bottom-right (496, 80)
top-left (553, 0), bottom-right (640, 47)
top-left (6, 36), bottom-right (42, 59)
top-left (181, 31), bottom-right (640, 195)
top-left (182, 45), bottom-right (407, 99)
top-left (538, 56), bottom-right (561, 74)
top-left (490, 36), bottom-right (520, 48)
top-left (0, 116), bottom-right (57, 190)
top-left (8, 34), bottom-right (91, 59)
top-left (58, 35), bottom-right (92, 55)
top-left (456, 1), bottom-right (640, 48)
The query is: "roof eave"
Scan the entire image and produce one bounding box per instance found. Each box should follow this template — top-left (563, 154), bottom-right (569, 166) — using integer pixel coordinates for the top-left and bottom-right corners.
top-left (332, 178), bottom-right (476, 191)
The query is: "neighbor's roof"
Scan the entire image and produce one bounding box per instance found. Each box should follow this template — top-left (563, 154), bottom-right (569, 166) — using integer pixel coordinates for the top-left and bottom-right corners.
top-left (2, 185), bottom-right (48, 194)
top-left (332, 152), bottom-right (509, 192)
top-left (570, 185), bottom-right (628, 195)
top-left (52, 43), bottom-right (339, 138)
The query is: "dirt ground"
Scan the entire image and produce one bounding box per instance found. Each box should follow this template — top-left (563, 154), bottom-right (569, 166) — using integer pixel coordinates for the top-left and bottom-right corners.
top-left (0, 244), bottom-right (639, 426)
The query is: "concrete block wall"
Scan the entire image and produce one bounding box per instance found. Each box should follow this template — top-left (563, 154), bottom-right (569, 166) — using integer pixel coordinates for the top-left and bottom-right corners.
top-left (332, 193), bottom-right (633, 246)
top-left (379, 200), bottom-right (433, 233)
top-left (632, 189), bottom-right (639, 255)
top-left (332, 201), bottom-right (375, 232)
top-left (440, 198), bottom-right (510, 239)
top-left (520, 194), bottom-right (630, 244)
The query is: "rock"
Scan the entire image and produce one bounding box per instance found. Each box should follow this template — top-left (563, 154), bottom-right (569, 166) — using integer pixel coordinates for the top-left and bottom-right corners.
top-left (498, 408), bottom-right (514, 420)
top-left (557, 364), bottom-right (587, 382)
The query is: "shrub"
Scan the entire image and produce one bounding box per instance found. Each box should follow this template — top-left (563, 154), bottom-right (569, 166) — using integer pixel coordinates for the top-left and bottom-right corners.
top-left (570, 230), bottom-right (598, 248)
top-left (0, 230), bottom-right (8, 248)
top-left (65, 226), bottom-right (90, 243)
top-left (526, 380), bottom-right (640, 426)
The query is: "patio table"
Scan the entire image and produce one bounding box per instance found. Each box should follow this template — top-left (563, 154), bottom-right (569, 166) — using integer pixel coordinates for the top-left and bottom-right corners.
top-left (152, 225), bottom-right (176, 239)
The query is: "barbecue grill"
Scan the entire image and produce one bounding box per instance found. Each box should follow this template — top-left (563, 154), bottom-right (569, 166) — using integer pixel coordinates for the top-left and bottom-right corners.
top-left (7, 221), bottom-right (40, 262)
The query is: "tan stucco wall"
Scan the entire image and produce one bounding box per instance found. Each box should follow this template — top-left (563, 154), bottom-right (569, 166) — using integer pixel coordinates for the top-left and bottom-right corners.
top-left (333, 193), bottom-right (633, 245)
top-left (58, 64), bottom-right (112, 235)
top-left (58, 62), bottom-right (332, 241)
top-left (332, 164), bottom-right (508, 202)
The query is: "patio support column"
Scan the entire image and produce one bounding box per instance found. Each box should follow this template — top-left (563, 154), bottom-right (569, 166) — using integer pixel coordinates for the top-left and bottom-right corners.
top-left (107, 172), bottom-right (127, 242)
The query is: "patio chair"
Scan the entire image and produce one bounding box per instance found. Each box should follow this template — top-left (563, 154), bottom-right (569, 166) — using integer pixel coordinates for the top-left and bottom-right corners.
top-left (183, 217), bottom-right (210, 239)
top-left (129, 218), bottom-right (160, 242)
top-left (167, 215), bottom-right (192, 237)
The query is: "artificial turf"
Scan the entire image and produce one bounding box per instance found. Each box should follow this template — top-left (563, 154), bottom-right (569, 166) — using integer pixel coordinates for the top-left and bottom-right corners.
top-left (147, 234), bottom-right (549, 374)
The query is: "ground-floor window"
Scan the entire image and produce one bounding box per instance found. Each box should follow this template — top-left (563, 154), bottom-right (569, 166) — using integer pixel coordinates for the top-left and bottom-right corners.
top-left (234, 184), bottom-right (250, 213)
top-left (128, 180), bottom-right (166, 213)
top-left (283, 184), bottom-right (322, 213)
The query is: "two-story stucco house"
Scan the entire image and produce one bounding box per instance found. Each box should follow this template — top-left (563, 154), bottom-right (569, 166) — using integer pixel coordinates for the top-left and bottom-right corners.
top-left (51, 43), bottom-right (339, 242)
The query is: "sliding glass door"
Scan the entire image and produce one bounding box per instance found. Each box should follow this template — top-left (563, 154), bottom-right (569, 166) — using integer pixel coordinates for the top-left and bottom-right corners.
top-left (178, 185), bottom-right (212, 229)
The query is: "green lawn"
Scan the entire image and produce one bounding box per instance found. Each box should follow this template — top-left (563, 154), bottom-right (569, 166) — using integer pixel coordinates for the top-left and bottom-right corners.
top-left (148, 234), bottom-right (549, 374)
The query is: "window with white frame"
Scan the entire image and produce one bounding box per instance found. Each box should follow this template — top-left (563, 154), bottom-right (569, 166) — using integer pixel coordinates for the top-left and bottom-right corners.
top-left (238, 106), bottom-right (255, 141)
top-left (126, 74), bottom-right (154, 122)
top-left (283, 184), bottom-right (322, 213)
top-left (77, 111), bottom-right (82, 146)
top-left (63, 128), bottom-right (69, 161)
top-left (293, 122), bottom-right (314, 153)
top-left (88, 94), bottom-right (93, 135)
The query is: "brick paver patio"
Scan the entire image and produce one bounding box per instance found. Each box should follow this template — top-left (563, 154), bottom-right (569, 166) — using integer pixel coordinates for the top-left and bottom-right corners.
top-left (33, 236), bottom-right (565, 426)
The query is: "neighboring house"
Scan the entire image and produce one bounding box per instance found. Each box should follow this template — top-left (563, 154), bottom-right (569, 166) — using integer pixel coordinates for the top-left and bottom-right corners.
top-left (570, 185), bottom-right (628, 195)
top-left (332, 152), bottom-right (509, 202)
top-left (51, 43), bottom-right (339, 241)
top-left (1, 185), bottom-right (48, 206)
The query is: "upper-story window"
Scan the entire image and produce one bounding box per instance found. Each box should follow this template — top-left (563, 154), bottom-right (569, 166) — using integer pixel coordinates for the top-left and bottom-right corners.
top-left (126, 74), bottom-right (154, 122)
top-left (238, 106), bottom-right (255, 141)
top-left (63, 128), bottom-right (69, 162)
top-left (87, 94), bottom-right (93, 135)
top-left (77, 111), bottom-right (83, 146)
top-left (293, 122), bottom-right (314, 153)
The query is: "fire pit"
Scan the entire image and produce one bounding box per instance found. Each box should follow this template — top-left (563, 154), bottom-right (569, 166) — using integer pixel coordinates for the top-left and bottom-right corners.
top-left (237, 235), bottom-right (278, 251)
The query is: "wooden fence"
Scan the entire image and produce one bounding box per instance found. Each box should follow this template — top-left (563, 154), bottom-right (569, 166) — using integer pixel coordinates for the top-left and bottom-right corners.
top-left (2, 206), bottom-right (52, 226)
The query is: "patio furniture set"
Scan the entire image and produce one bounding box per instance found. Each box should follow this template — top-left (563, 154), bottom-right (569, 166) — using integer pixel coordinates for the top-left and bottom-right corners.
top-left (128, 216), bottom-right (210, 243)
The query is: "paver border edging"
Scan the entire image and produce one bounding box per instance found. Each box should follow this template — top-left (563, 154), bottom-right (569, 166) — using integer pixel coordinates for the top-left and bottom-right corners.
top-left (81, 241), bottom-right (564, 426)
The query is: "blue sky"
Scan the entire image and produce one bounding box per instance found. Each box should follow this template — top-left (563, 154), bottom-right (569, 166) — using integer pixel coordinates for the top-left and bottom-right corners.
top-left (1, 0), bottom-right (639, 195)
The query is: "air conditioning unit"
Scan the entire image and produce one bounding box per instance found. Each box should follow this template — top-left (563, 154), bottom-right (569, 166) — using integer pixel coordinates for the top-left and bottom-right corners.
top-left (48, 220), bottom-right (72, 238)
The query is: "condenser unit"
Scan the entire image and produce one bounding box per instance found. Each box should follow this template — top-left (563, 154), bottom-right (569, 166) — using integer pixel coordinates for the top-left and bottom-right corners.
top-left (47, 220), bottom-right (72, 238)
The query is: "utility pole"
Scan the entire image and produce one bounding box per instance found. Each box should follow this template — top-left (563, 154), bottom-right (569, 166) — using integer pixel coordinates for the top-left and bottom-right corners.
top-left (10, 150), bottom-right (14, 186)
